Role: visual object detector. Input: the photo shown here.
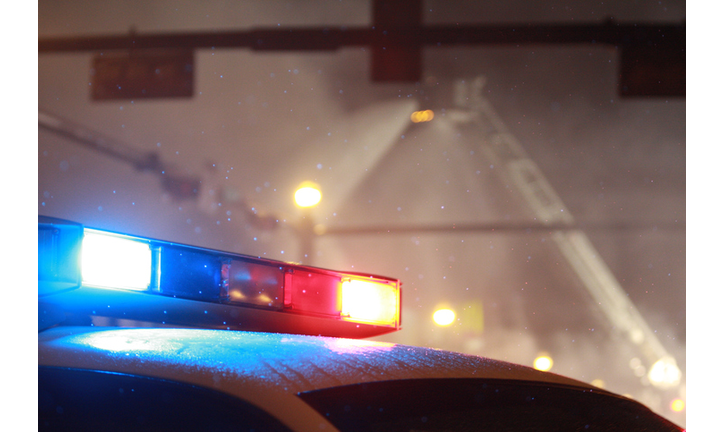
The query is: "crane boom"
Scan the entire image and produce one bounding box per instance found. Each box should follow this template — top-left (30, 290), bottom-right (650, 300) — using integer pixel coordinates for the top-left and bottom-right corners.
top-left (453, 77), bottom-right (679, 388)
top-left (39, 109), bottom-right (200, 200)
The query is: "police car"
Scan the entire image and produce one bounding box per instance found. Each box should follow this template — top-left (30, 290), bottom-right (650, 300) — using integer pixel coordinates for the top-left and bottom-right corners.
top-left (38, 216), bottom-right (682, 431)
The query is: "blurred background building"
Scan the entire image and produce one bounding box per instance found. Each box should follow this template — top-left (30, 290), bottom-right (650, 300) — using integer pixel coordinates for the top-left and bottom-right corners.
top-left (38, 0), bottom-right (686, 425)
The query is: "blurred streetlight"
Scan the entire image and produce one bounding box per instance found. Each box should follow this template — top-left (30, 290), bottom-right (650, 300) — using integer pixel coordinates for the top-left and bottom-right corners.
top-left (670, 398), bottom-right (685, 413)
top-left (432, 308), bottom-right (456, 326)
top-left (410, 109), bottom-right (434, 123)
top-left (647, 356), bottom-right (681, 389)
top-left (294, 182), bottom-right (322, 208)
top-left (533, 354), bottom-right (554, 371)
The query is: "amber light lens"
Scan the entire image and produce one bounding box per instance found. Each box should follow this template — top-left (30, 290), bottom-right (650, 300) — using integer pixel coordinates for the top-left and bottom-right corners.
top-left (341, 279), bottom-right (399, 327)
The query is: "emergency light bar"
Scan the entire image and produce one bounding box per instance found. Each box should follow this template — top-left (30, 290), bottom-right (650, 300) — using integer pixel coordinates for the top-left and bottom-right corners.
top-left (38, 216), bottom-right (401, 338)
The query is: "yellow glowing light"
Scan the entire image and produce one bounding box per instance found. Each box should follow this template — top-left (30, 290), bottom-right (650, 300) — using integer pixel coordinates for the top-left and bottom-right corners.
top-left (410, 110), bottom-right (435, 123)
top-left (294, 183), bottom-right (322, 208)
top-left (670, 398), bottom-right (685, 412)
top-left (591, 379), bottom-right (606, 389)
top-left (341, 279), bottom-right (399, 326)
top-left (432, 308), bottom-right (456, 326)
top-left (533, 354), bottom-right (554, 371)
top-left (648, 356), bottom-right (681, 388)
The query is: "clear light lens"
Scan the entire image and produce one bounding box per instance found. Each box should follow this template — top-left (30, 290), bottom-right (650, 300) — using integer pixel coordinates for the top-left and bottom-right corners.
top-left (81, 230), bottom-right (152, 290)
top-left (227, 259), bottom-right (284, 308)
top-left (341, 279), bottom-right (399, 326)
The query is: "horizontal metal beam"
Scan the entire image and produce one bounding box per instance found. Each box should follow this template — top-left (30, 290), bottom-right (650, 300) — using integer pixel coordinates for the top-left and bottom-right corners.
top-left (319, 221), bottom-right (685, 236)
top-left (39, 22), bottom-right (684, 53)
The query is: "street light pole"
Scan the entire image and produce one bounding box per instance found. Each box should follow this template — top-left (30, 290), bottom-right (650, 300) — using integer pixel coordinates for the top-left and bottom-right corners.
top-left (294, 182), bottom-right (322, 265)
top-left (298, 210), bottom-right (315, 265)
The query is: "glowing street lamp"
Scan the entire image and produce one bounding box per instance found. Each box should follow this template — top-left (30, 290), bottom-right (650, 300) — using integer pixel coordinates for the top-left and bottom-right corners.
top-left (294, 182), bottom-right (322, 208)
top-left (533, 354), bottom-right (553, 371)
top-left (410, 109), bottom-right (434, 123)
top-left (647, 356), bottom-right (681, 389)
top-left (433, 308), bottom-right (456, 326)
top-left (670, 398), bottom-right (685, 413)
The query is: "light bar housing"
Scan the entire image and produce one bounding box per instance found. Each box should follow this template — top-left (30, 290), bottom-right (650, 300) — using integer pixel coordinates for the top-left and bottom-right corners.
top-left (38, 216), bottom-right (401, 338)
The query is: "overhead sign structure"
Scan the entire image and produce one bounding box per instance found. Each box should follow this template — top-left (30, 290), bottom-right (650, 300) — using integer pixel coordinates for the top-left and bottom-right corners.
top-left (91, 49), bottom-right (194, 100)
top-left (39, 0), bottom-right (684, 97)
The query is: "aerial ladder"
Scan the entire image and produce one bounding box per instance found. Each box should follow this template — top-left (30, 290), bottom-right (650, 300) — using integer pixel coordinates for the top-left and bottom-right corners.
top-left (452, 76), bottom-right (681, 390)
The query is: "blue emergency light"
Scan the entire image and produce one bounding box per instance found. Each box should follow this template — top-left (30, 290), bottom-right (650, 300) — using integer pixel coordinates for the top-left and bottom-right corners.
top-left (38, 216), bottom-right (401, 338)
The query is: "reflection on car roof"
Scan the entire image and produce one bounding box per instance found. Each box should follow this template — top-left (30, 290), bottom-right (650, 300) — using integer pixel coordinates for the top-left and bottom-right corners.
top-left (39, 326), bottom-right (594, 396)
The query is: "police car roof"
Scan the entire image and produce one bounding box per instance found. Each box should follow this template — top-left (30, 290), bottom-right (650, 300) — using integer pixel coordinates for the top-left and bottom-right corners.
top-left (39, 326), bottom-right (593, 393)
top-left (40, 326), bottom-right (610, 430)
